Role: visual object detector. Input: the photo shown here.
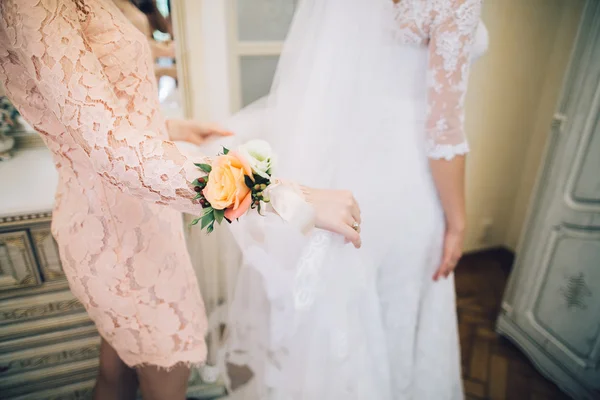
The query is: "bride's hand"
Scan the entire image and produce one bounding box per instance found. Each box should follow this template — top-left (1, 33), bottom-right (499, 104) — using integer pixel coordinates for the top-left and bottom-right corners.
top-left (433, 223), bottom-right (465, 281)
top-left (304, 188), bottom-right (362, 249)
top-left (167, 119), bottom-right (233, 145)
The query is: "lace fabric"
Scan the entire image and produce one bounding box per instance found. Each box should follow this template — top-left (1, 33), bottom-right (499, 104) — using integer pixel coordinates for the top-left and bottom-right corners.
top-left (393, 0), bottom-right (482, 160)
top-left (0, 0), bottom-right (210, 368)
top-left (220, 0), bottom-right (486, 398)
top-left (0, 0), bottom-right (205, 213)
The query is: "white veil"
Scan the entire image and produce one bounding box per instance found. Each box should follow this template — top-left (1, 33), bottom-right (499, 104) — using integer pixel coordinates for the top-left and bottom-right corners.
top-left (226, 0), bottom-right (406, 187)
top-left (218, 0), bottom-right (418, 398)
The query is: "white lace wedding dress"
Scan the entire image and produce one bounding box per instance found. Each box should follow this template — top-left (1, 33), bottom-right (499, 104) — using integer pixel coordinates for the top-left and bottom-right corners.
top-left (219, 0), bottom-right (489, 399)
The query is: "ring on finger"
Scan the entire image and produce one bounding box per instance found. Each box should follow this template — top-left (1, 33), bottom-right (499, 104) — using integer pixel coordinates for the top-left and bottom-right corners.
top-left (351, 221), bottom-right (360, 232)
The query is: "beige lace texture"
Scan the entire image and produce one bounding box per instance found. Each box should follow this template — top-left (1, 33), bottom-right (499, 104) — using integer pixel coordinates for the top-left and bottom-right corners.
top-left (0, 0), bottom-right (208, 368)
top-left (2, 0), bottom-right (204, 212)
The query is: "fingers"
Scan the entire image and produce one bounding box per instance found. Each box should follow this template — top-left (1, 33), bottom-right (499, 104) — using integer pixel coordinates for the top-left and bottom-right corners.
top-left (433, 240), bottom-right (451, 281)
top-left (433, 261), bottom-right (447, 282)
top-left (205, 128), bottom-right (234, 137)
top-left (342, 191), bottom-right (361, 226)
top-left (350, 196), bottom-right (361, 225)
top-left (189, 136), bottom-right (206, 146)
top-left (433, 252), bottom-right (461, 281)
top-left (337, 223), bottom-right (362, 249)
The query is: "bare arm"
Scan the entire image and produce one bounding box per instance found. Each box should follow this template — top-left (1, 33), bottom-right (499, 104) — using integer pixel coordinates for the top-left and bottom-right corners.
top-left (155, 64), bottom-right (178, 80)
top-left (148, 39), bottom-right (175, 59)
top-left (426, 0), bottom-right (482, 279)
top-left (429, 157), bottom-right (466, 231)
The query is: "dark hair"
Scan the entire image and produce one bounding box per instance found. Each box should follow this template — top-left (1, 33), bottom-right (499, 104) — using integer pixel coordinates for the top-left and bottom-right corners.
top-left (132, 0), bottom-right (173, 37)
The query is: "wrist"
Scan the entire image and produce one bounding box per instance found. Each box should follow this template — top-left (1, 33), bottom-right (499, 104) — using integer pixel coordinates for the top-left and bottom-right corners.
top-left (445, 215), bottom-right (466, 233)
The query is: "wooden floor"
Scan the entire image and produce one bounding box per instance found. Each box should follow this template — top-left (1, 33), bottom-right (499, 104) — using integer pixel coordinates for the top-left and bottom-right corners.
top-left (456, 249), bottom-right (570, 400)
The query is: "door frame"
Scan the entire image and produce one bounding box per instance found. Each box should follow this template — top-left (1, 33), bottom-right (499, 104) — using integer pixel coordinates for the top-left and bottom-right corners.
top-left (173, 0), bottom-right (291, 120)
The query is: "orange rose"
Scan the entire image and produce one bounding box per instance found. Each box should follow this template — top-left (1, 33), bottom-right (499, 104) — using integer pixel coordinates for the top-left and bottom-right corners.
top-left (203, 151), bottom-right (254, 220)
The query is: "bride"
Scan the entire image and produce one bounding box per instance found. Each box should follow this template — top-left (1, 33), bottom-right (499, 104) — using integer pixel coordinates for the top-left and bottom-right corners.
top-left (220, 0), bottom-right (489, 398)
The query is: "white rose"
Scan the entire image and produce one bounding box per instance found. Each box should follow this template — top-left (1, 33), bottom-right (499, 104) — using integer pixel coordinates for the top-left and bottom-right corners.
top-left (237, 139), bottom-right (274, 179)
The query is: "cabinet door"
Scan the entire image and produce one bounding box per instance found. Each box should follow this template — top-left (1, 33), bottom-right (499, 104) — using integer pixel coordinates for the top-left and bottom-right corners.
top-left (0, 231), bottom-right (41, 291)
top-left (498, 3), bottom-right (600, 399)
top-left (30, 227), bottom-right (65, 282)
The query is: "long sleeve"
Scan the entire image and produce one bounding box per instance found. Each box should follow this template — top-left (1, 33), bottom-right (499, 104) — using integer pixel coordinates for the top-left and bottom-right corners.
top-left (426, 0), bottom-right (481, 160)
top-left (0, 0), bottom-right (202, 214)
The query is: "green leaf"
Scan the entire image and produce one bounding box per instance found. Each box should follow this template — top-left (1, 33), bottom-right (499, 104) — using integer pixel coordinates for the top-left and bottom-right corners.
top-left (202, 206), bottom-right (214, 216)
top-left (189, 217), bottom-right (201, 226)
top-left (206, 222), bottom-right (215, 234)
top-left (195, 163), bottom-right (212, 173)
top-left (201, 213), bottom-right (214, 230)
top-left (214, 209), bottom-right (225, 224)
top-left (194, 193), bottom-right (202, 200)
top-left (244, 175), bottom-right (254, 189)
top-left (223, 147), bottom-right (230, 155)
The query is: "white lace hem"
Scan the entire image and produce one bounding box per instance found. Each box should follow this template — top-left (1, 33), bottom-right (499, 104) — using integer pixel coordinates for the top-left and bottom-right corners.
top-left (427, 141), bottom-right (470, 160)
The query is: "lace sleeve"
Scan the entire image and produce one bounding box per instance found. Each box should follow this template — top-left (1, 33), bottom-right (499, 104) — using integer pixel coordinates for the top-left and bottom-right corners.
top-left (426, 0), bottom-right (481, 160)
top-left (0, 1), bottom-right (203, 214)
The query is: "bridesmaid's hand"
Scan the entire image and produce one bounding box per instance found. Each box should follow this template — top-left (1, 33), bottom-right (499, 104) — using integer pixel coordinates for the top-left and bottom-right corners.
top-left (167, 119), bottom-right (233, 146)
top-left (304, 188), bottom-right (362, 249)
top-left (433, 223), bottom-right (465, 281)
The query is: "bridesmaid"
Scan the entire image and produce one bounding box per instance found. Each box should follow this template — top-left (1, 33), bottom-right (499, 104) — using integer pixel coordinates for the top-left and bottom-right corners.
top-left (0, 1), bottom-right (362, 399)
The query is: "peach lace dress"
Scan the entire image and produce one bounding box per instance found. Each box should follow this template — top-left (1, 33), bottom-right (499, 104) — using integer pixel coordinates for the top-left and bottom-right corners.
top-left (0, 0), bottom-right (209, 368)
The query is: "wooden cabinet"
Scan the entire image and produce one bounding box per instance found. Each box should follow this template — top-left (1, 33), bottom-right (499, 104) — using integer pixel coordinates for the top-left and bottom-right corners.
top-left (30, 227), bottom-right (65, 282)
top-left (497, 3), bottom-right (600, 399)
top-left (0, 216), bottom-right (99, 399)
top-left (0, 230), bottom-right (42, 291)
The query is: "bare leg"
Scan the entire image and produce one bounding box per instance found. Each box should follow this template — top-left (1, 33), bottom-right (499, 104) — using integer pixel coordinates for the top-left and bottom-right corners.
top-left (137, 363), bottom-right (190, 400)
top-left (93, 339), bottom-right (139, 400)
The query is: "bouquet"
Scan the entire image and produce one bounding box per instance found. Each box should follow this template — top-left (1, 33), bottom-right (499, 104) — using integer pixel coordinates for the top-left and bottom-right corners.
top-left (190, 139), bottom-right (274, 233)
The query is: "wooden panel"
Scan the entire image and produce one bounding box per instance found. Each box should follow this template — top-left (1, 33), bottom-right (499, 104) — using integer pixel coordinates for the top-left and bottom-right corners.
top-left (30, 227), bottom-right (65, 282)
top-left (0, 358), bottom-right (98, 397)
top-left (0, 313), bottom-right (92, 348)
top-left (572, 114), bottom-right (600, 203)
top-left (0, 324), bottom-right (97, 355)
top-left (11, 379), bottom-right (96, 400)
top-left (532, 227), bottom-right (600, 365)
top-left (236, 0), bottom-right (297, 42)
top-left (572, 89), bottom-right (600, 203)
top-left (464, 379), bottom-right (486, 398)
top-left (469, 335), bottom-right (491, 382)
top-left (0, 290), bottom-right (85, 330)
top-left (0, 231), bottom-right (41, 291)
top-left (488, 354), bottom-right (508, 399)
top-left (239, 55), bottom-right (280, 107)
top-left (0, 336), bottom-right (100, 377)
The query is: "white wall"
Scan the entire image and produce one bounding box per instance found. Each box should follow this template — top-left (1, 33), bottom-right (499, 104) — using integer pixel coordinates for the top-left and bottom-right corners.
top-left (463, 0), bottom-right (584, 252)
